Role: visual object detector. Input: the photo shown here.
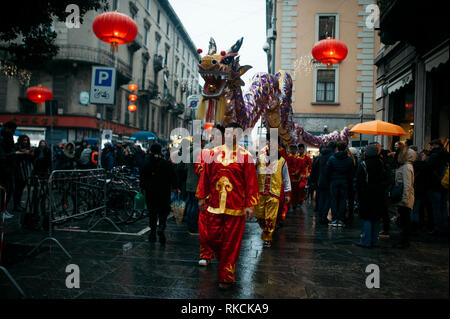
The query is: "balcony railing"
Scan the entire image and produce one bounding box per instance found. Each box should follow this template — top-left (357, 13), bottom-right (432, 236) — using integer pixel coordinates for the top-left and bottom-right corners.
top-left (128, 33), bottom-right (143, 52)
top-left (153, 54), bottom-right (164, 73)
top-left (54, 44), bottom-right (132, 79)
top-left (139, 80), bottom-right (159, 99)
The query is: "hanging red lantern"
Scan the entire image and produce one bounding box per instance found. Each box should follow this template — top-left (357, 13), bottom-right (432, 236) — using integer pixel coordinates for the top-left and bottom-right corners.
top-left (204, 123), bottom-right (214, 131)
top-left (128, 104), bottom-right (137, 112)
top-left (26, 84), bottom-right (53, 104)
top-left (128, 94), bottom-right (138, 102)
top-left (128, 83), bottom-right (138, 91)
top-left (92, 11), bottom-right (138, 51)
top-left (312, 38), bottom-right (348, 66)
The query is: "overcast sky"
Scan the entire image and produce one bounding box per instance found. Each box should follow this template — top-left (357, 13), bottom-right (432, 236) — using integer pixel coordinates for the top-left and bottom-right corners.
top-left (168, 0), bottom-right (267, 91)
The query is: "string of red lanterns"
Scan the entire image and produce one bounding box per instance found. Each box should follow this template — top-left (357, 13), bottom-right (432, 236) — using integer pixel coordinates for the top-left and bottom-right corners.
top-left (128, 83), bottom-right (138, 112)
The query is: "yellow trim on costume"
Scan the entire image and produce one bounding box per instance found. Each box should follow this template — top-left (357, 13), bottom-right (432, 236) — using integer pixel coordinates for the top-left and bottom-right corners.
top-left (216, 176), bottom-right (233, 212)
top-left (207, 206), bottom-right (245, 216)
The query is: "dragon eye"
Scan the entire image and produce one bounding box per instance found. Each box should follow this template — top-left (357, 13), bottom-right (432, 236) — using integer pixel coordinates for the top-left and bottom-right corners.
top-left (198, 60), bottom-right (202, 64)
top-left (211, 59), bottom-right (217, 65)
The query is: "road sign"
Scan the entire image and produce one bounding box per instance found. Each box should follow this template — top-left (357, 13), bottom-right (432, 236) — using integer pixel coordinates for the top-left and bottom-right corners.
top-left (79, 91), bottom-right (90, 105)
top-left (90, 66), bottom-right (116, 105)
top-left (187, 94), bottom-right (201, 109)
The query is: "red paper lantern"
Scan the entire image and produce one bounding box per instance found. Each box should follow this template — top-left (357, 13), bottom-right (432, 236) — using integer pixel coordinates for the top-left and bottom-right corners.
top-left (204, 123), bottom-right (214, 131)
top-left (26, 85), bottom-right (53, 104)
top-left (312, 38), bottom-right (348, 66)
top-left (128, 83), bottom-right (138, 91)
top-left (128, 94), bottom-right (138, 102)
top-left (92, 11), bottom-right (138, 51)
top-left (128, 104), bottom-right (137, 112)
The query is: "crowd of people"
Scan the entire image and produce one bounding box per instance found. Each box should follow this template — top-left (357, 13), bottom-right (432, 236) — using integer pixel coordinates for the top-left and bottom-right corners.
top-left (2, 119), bottom-right (449, 290)
top-left (0, 120), bottom-right (161, 221)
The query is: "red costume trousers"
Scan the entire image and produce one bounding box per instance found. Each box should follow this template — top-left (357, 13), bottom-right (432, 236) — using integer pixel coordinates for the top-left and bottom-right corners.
top-left (198, 211), bottom-right (246, 283)
top-left (290, 180), bottom-right (300, 209)
top-left (199, 208), bottom-right (214, 260)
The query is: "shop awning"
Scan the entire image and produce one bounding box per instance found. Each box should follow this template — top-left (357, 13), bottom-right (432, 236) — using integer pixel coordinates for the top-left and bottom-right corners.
top-left (388, 70), bottom-right (413, 94)
top-left (425, 45), bottom-right (449, 72)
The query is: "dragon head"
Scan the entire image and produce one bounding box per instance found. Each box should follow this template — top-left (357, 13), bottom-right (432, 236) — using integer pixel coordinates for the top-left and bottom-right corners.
top-left (198, 37), bottom-right (252, 98)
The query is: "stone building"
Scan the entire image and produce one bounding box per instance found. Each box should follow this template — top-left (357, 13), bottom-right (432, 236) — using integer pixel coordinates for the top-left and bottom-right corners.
top-left (265, 0), bottom-right (380, 148)
top-left (0, 0), bottom-right (200, 146)
top-left (374, 0), bottom-right (449, 151)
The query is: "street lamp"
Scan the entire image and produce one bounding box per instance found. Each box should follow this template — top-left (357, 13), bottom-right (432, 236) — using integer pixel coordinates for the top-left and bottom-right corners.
top-left (262, 42), bottom-right (270, 52)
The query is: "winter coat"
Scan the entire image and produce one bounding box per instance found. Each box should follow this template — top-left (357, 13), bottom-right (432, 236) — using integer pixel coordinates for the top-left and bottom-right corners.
top-left (14, 144), bottom-right (34, 182)
top-left (101, 147), bottom-right (115, 171)
top-left (317, 146), bottom-right (333, 189)
top-left (140, 154), bottom-right (177, 206)
top-left (395, 149), bottom-right (416, 209)
top-left (33, 146), bottom-right (52, 175)
top-left (326, 150), bottom-right (355, 185)
top-left (55, 142), bottom-right (76, 170)
top-left (427, 147), bottom-right (449, 191)
top-left (355, 153), bottom-right (390, 221)
top-left (413, 160), bottom-right (429, 199)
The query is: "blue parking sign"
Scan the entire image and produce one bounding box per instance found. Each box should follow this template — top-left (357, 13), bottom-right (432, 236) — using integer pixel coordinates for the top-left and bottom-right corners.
top-left (90, 66), bottom-right (116, 105)
top-left (95, 69), bottom-right (113, 86)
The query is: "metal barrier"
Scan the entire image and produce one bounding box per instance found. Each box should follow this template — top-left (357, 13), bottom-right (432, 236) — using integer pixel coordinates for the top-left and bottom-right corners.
top-left (27, 168), bottom-right (121, 259)
top-left (1, 186), bottom-right (26, 298)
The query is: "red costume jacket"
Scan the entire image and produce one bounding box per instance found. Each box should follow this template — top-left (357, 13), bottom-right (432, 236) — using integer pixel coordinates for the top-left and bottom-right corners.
top-left (196, 144), bottom-right (259, 216)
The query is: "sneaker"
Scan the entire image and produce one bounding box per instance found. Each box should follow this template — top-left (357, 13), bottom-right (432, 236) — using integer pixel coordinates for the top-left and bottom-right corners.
top-left (379, 231), bottom-right (390, 238)
top-left (198, 259), bottom-right (211, 266)
top-left (337, 220), bottom-right (345, 227)
top-left (3, 211), bottom-right (14, 219)
top-left (328, 220), bottom-right (338, 227)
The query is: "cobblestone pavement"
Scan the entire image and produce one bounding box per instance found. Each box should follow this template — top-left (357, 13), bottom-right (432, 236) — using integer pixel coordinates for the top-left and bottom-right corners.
top-left (1, 201), bottom-right (448, 299)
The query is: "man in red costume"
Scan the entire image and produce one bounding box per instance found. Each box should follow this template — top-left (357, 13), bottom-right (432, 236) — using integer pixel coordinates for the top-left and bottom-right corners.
top-left (196, 125), bottom-right (224, 267)
top-left (297, 144), bottom-right (312, 207)
top-left (279, 144), bottom-right (303, 212)
top-left (196, 122), bottom-right (259, 290)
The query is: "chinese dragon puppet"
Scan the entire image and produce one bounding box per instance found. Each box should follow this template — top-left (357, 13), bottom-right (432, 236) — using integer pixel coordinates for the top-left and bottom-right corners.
top-left (196, 37), bottom-right (353, 147)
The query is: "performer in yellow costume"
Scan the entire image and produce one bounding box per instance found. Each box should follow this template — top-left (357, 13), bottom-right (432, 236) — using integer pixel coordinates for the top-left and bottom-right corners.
top-left (255, 139), bottom-right (291, 247)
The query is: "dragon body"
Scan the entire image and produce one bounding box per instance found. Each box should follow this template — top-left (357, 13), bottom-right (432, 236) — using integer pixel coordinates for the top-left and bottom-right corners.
top-left (196, 38), bottom-right (352, 147)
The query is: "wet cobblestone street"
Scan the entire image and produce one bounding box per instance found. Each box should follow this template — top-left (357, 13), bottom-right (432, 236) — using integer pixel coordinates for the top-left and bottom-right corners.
top-left (1, 201), bottom-right (448, 299)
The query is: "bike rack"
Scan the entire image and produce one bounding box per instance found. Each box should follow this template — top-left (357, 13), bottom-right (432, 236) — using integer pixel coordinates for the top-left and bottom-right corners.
top-left (1, 187), bottom-right (26, 298)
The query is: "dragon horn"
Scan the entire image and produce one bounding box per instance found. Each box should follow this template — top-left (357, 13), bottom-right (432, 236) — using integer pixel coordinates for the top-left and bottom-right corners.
top-left (228, 37), bottom-right (244, 54)
top-left (208, 37), bottom-right (217, 55)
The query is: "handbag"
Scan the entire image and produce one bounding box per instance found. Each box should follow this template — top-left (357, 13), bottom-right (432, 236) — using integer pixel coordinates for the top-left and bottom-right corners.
top-left (171, 192), bottom-right (186, 226)
top-left (133, 191), bottom-right (147, 210)
top-left (387, 183), bottom-right (403, 202)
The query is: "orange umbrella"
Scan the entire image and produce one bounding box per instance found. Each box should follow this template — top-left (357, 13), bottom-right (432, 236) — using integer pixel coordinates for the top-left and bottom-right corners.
top-left (350, 120), bottom-right (407, 136)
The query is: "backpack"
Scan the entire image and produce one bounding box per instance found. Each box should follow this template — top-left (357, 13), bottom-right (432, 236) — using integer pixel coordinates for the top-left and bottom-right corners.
top-left (80, 148), bottom-right (92, 165)
top-left (441, 165), bottom-right (449, 189)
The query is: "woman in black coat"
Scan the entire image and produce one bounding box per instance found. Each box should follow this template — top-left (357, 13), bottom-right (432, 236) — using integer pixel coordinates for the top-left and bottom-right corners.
top-left (13, 135), bottom-right (34, 211)
top-left (355, 145), bottom-right (390, 248)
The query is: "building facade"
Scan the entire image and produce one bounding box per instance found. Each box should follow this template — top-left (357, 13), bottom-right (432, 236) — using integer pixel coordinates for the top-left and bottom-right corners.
top-left (0, 0), bottom-right (200, 146)
top-left (266, 0), bottom-right (380, 148)
top-left (375, 0), bottom-right (449, 151)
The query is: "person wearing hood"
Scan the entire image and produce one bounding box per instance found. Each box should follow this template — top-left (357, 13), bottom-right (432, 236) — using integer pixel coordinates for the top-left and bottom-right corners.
top-left (33, 140), bottom-right (52, 176)
top-left (393, 147), bottom-right (416, 248)
top-left (315, 141), bottom-right (337, 225)
top-left (13, 135), bottom-right (34, 212)
top-left (101, 143), bottom-right (115, 171)
top-left (325, 141), bottom-right (355, 227)
top-left (55, 141), bottom-right (76, 170)
top-left (426, 139), bottom-right (449, 235)
top-left (355, 145), bottom-right (390, 248)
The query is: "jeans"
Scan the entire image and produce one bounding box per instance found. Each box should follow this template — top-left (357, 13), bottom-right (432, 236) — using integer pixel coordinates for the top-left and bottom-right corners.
top-left (360, 220), bottom-right (380, 247)
top-left (398, 206), bottom-right (411, 244)
top-left (428, 190), bottom-right (448, 233)
top-left (317, 188), bottom-right (330, 221)
top-left (329, 181), bottom-right (349, 222)
top-left (411, 198), bottom-right (422, 223)
top-left (185, 192), bottom-right (199, 233)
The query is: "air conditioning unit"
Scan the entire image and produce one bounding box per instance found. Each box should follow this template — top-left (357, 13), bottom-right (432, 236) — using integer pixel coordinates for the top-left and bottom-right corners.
top-left (267, 28), bottom-right (277, 40)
